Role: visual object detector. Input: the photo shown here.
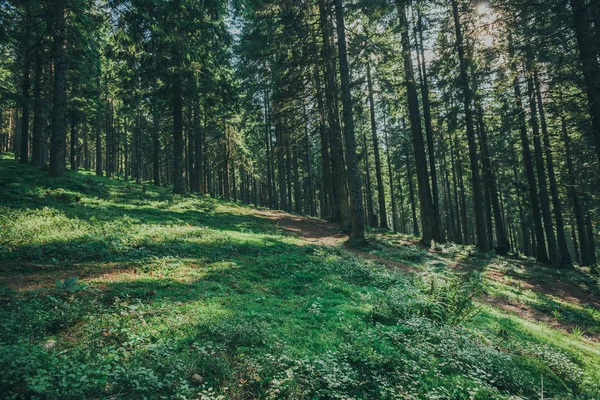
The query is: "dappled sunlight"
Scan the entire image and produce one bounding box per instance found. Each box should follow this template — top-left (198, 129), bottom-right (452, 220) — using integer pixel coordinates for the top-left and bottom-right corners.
top-left (2, 159), bottom-right (600, 398)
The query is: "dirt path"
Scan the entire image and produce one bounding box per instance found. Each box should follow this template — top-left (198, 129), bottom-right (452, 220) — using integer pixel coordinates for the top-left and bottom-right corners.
top-left (254, 209), bottom-right (412, 272)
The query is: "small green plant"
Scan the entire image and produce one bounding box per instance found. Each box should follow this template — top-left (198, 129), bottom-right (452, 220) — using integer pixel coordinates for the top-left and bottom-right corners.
top-left (571, 326), bottom-right (585, 340)
top-left (54, 277), bottom-right (88, 293)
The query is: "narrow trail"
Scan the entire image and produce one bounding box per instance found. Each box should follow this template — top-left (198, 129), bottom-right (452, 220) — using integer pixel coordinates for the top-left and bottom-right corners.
top-left (254, 209), bottom-right (412, 272)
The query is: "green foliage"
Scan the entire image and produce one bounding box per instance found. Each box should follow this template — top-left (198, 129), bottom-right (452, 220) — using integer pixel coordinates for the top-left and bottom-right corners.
top-left (0, 161), bottom-right (599, 399)
top-left (54, 277), bottom-right (88, 293)
top-left (372, 271), bottom-right (482, 326)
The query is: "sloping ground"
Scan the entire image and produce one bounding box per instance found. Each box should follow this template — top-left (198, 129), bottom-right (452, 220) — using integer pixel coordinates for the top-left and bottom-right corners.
top-left (1, 155), bottom-right (600, 399)
top-left (258, 208), bottom-right (600, 341)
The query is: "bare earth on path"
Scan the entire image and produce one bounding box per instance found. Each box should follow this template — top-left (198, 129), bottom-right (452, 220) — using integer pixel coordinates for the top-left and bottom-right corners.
top-left (254, 209), bottom-right (412, 272)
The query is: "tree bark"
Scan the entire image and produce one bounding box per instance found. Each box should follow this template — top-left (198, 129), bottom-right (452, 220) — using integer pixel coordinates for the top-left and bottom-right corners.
top-left (32, 45), bottom-right (44, 167)
top-left (415, 5), bottom-right (441, 240)
top-left (535, 72), bottom-right (571, 267)
top-left (570, 0), bottom-right (600, 165)
top-left (70, 118), bottom-right (78, 171)
top-left (314, 68), bottom-right (333, 219)
top-left (334, 0), bottom-right (365, 244)
top-left (526, 59), bottom-right (559, 265)
top-left (362, 128), bottom-right (376, 226)
top-left (49, 0), bottom-right (67, 177)
top-left (509, 38), bottom-right (548, 261)
top-left (383, 113), bottom-right (398, 233)
top-left (366, 62), bottom-right (388, 229)
top-left (319, 0), bottom-right (351, 229)
top-left (562, 116), bottom-right (592, 266)
top-left (451, 0), bottom-right (488, 251)
top-left (476, 105), bottom-right (508, 254)
top-left (398, 0), bottom-right (439, 244)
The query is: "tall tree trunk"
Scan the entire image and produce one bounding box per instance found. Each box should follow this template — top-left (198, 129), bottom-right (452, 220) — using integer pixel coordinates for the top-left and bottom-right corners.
top-left (451, 0), bottom-right (488, 251)
top-left (70, 118), bottom-right (78, 171)
top-left (152, 99), bottom-right (160, 186)
top-left (448, 120), bottom-right (464, 243)
top-left (585, 213), bottom-right (597, 268)
top-left (362, 128), bottom-right (376, 226)
top-left (415, 5), bottom-right (441, 240)
top-left (476, 105), bottom-right (508, 254)
top-left (570, 0), bottom-right (600, 165)
top-left (32, 46), bottom-right (44, 167)
top-left (405, 139), bottom-right (419, 237)
top-left (562, 116), bottom-right (591, 266)
top-left (19, 30), bottom-right (30, 163)
top-left (172, 67), bottom-right (185, 194)
top-left (510, 40), bottom-right (548, 261)
top-left (314, 68), bottom-right (333, 219)
top-left (366, 62), bottom-right (388, 229)
top-left (275, 121), bottom-right (288, 210)
top-left (526, 59), bottom-right (559, 265)
top-left (49, 0), bottom-right (67, 177)
top-left (334, 0), bottom-right (365, 244)
top-left (319, 0), bottom-right (351, 229)
top-left (303, 103), bottom-right (316, 216)
top-left (535, 73), bottom-right (571, 267)
top-left (105, 101), bottom-right (112, 177)
top-left (398, 0), bottom-right (439, 244)
top-left (384, 114), bottom-right (398, 233)
top-left (293, 145), bottom-right (302, 213)
top-left (172, 0), bottom-right (185, 194)
top-left (571, 224), bottom-right (581, 264)
top-left (264, 91), bottom-right (275, 208)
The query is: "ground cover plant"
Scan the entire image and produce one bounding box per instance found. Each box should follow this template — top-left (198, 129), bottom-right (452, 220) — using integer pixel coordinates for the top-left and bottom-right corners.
top-left (1, 157), bottom-right (600, 399)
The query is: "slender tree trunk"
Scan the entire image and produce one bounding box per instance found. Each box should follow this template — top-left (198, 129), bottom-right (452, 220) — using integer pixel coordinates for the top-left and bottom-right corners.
top-left (303, 103), bottom-right (316, 216)
top-left (451, 127), bottom-right (468, 244)
top-left (510, 43), bottom-right (548, 261)
top-left (172, 68), bottom-right (185, 194)
top-left (562, 116), bottom-right (591, 266)
top-left (476, 105), bottom-right (508, 254)
top-left (19, 39), bottom-right (30, 163)
top-left (366, 63), bottom-right (388, 229)
top-left (49, 0), bottom-right (67, 177)
top-left (70, 118), bottom-right (78, 171)
top-left (451, 0), bottom-right (488, 251)
top-left (526, 59), bottom-right (559, 265)
top-left (362, 128), bottom-right (376, 226)
top-left (535, 73), bottom-right (571, 267)
top-left (293, 145), bottom-right (302, 213)
top-left (314, 68), bottom-right (333, 219)
top-left (319, 0), bottom-right (351, 229)
top-left (398, 0), bottom-right (438, 244)
top-left (415, 5), bottom-right (441, 240)
top-left (571, 224), bottom-right (581, 264)
top-left (334, 0), bottom-right (365, 243)
top-left (586, 213), bottom-right (597, 268)
top-left (105, 101), bottom-right (113, 177)
top-left (32, 46), bottom-right (43, 167)
top-left (570, 0), bottom-right (600, 165)
top-left (384, 114), bottom-right (398, 232)
top-left (275, 121), bottom-right (288, 210)
top-left (405, 139), bottom-right (419, 237)
top-left (264, 91), bottom-right (275, 208)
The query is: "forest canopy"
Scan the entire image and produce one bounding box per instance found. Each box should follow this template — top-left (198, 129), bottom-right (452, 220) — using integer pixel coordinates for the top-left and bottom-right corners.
top-left (1, 0), bottom-right (599, 265)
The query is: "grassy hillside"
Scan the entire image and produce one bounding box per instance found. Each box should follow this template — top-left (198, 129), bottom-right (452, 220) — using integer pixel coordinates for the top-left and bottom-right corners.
top-left (1, 155), bottom-right (599, 399)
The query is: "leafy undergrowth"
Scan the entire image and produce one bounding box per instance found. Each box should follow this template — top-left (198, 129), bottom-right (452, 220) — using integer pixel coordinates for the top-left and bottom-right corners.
top-left (1, 156), bottom-right (599, 399)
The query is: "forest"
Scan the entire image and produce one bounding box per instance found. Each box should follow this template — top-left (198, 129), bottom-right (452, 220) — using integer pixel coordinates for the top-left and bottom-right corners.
top-left (1, 0), bottom-right (600, 398)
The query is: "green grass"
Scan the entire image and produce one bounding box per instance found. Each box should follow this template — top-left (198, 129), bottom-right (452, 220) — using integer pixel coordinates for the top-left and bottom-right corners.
top-left (1, 156), bottom-right (600, 399)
